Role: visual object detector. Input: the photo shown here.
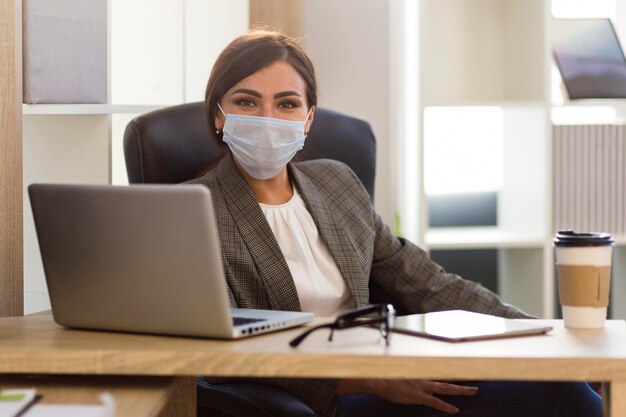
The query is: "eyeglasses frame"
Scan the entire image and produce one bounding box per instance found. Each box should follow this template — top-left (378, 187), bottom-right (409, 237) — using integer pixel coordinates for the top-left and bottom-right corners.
top-left (289, 303), bottom-right (396, 348)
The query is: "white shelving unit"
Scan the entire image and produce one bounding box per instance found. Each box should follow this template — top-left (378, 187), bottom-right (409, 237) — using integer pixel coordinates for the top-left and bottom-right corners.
top-left (418, 0), bottom-right (626, 319)
top-left (22, 0), bottom-right (249, 314)
top-left (426, 227), bottom-right (545, 250)
top-left (22, 104), bottom-right (166, 115)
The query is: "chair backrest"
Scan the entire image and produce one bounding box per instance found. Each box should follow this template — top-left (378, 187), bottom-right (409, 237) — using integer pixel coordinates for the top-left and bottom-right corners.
top-left (123, 102), bottom-right (376, 200)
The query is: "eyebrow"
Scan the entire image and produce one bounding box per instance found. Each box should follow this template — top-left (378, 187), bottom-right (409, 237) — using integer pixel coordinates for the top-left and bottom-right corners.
top-left (274, 90), bottom-right (302, 99)
top-left (232, 88), bottom-right (302, 99)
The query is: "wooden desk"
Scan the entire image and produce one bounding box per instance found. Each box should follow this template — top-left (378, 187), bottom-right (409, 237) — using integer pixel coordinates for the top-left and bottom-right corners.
top-left (1, 313), bottom-right (626, 416)
top-left (0, 375), bottom-right (193, 417)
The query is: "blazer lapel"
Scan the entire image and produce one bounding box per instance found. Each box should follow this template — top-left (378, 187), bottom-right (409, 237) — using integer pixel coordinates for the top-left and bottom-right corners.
top-left (216, 156), bottom-right (301, 312)
top-left (290, 164), bottom-right (368, 308)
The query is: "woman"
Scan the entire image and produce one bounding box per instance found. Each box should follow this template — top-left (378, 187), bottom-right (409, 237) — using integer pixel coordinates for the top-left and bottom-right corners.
top-left (189, 29), bottom-right (601, 417)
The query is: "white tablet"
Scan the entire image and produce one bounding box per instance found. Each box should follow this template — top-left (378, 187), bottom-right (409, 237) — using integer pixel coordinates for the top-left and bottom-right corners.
top-left (392, 310), bottom-right (552, 342)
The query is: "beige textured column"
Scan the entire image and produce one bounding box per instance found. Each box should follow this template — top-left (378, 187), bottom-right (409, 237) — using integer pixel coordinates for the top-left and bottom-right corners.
top-left (610, 381), bottom-right (626, 417)
top-left (158, 377), bottom-right (196, 417)
top-left (249, 0), bottom-right (303, 38)
top-left (0, 0), bottom-right (24, 316)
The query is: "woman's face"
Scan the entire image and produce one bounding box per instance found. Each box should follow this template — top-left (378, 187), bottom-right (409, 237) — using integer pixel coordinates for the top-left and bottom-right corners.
top-left (215, 60), bottom-right (315, 132)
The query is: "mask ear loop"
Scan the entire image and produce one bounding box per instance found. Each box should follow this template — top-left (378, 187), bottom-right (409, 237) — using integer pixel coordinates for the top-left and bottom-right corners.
top-left (304, 106), bottom-right (314, 138)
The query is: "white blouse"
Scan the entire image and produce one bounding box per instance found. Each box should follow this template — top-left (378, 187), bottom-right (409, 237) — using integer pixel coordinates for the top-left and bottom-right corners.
top-left (259, 189), bottom-right (353, 317)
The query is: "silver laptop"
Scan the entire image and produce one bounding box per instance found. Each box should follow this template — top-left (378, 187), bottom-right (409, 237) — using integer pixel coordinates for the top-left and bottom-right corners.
top-left (28, 183), bottom-right (313, 339)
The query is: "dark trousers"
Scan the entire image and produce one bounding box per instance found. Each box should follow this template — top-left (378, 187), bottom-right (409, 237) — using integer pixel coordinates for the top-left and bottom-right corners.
top-left (336, 381), bottom-right (602, 417)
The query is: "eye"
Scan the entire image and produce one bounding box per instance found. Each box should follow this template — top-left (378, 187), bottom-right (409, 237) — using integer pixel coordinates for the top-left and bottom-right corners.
top-left (234, 98), bottom-right (256, 108)
top-left (278, 100), bottom-right (299, 110)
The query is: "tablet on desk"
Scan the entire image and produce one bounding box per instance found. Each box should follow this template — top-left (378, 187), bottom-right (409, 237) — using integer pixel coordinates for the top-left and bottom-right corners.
top-left (392, 310), bottom-right (552, 342)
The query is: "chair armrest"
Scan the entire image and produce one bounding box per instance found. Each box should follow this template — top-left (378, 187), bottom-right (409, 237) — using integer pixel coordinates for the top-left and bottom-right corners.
top-left (197, 378), bottom-right (317, 417)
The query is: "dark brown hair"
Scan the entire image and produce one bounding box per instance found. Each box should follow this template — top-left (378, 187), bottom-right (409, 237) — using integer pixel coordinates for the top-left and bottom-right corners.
top-left (204, 29), bottom-right (317, 142)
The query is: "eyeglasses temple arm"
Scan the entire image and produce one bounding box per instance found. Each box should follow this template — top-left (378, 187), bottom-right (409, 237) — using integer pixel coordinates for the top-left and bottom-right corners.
top-left (335, 305), bottom-right (380, 322)
top-left (289, 323), bottom-right (333, 348)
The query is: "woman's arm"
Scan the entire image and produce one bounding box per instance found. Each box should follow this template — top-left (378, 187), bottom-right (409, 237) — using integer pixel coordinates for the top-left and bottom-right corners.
top-left (368, 210), bottom-right (534, 319)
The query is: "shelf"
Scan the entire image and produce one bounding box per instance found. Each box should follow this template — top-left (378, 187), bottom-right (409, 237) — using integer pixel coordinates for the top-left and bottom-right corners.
top-left (425, 227), bottom-right (545, 250)
top-left (426, 228), bottom-right (626, 250)
top-left (553, 99), bottom-right (626, 107)
top-left (613, 235), bottom-right (626, 246)
top-left (22, 104), bottom-right (167, 115)
top-left (423, 100), bottom-right (547, 109)
top-left (417, 0), bottom-right (626, 319)
top-left (550, 99), bottom-right (626, 125)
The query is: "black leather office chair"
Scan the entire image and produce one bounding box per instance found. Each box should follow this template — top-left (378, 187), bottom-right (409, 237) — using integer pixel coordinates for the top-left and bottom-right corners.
top-left (123, 102), bottom-right (377, 417)
top-left (124, 102), bottom-right (376, 200)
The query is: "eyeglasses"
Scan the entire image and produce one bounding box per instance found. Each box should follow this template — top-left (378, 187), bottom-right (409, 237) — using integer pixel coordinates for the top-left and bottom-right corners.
top-left (289, 303), bottom-right (396, 348)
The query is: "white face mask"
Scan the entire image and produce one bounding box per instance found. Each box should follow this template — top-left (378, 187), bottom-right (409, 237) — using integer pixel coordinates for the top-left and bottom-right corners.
top-left (218, 103), bottom-right (312, 180)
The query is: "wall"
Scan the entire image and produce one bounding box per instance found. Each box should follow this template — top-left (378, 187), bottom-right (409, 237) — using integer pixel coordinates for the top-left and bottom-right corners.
top-left (247, 0), bottom-right (412, 229)
top-left (420, 0), bottom-right (544, 104)
top-left (110, 0), bottom-right (249, 105)
top-left (301, 0), bottom-right (397, 226)
top-left (184, 0), bottom-right (249, 102)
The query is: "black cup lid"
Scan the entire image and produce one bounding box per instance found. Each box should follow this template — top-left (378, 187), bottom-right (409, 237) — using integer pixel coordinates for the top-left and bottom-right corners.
top-left (553, 230), bottom-right (614, 247)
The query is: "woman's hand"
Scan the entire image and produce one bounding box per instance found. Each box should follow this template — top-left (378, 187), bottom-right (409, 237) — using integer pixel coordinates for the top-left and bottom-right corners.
top-left (337, 379), bottom-right (479, 414)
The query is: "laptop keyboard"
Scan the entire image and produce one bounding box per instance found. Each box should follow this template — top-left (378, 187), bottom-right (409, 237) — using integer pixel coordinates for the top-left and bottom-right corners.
top-left (233, 316), bottom-right (268, 326)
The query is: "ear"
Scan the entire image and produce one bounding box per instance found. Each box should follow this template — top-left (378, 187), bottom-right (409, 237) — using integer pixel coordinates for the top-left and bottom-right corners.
top-left (214, 103), bottom-right (225, 132)
top-left (304, 106), bottom-right (316, 136)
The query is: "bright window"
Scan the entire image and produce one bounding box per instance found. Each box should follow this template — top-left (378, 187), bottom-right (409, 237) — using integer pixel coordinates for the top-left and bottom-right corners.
top-left (424, 107), bottom-right (503, 196)
top-left (551, 0), bottom-right (615, 19)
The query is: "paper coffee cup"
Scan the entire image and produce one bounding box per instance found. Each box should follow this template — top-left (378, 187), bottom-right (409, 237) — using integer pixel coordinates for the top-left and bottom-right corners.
top-left (554, 230), bottom-right (614, 329)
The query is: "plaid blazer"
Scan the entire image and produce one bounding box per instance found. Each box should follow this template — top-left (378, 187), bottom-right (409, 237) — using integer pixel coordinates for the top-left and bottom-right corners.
top-left (188, 154), bottom-right (531, 417)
